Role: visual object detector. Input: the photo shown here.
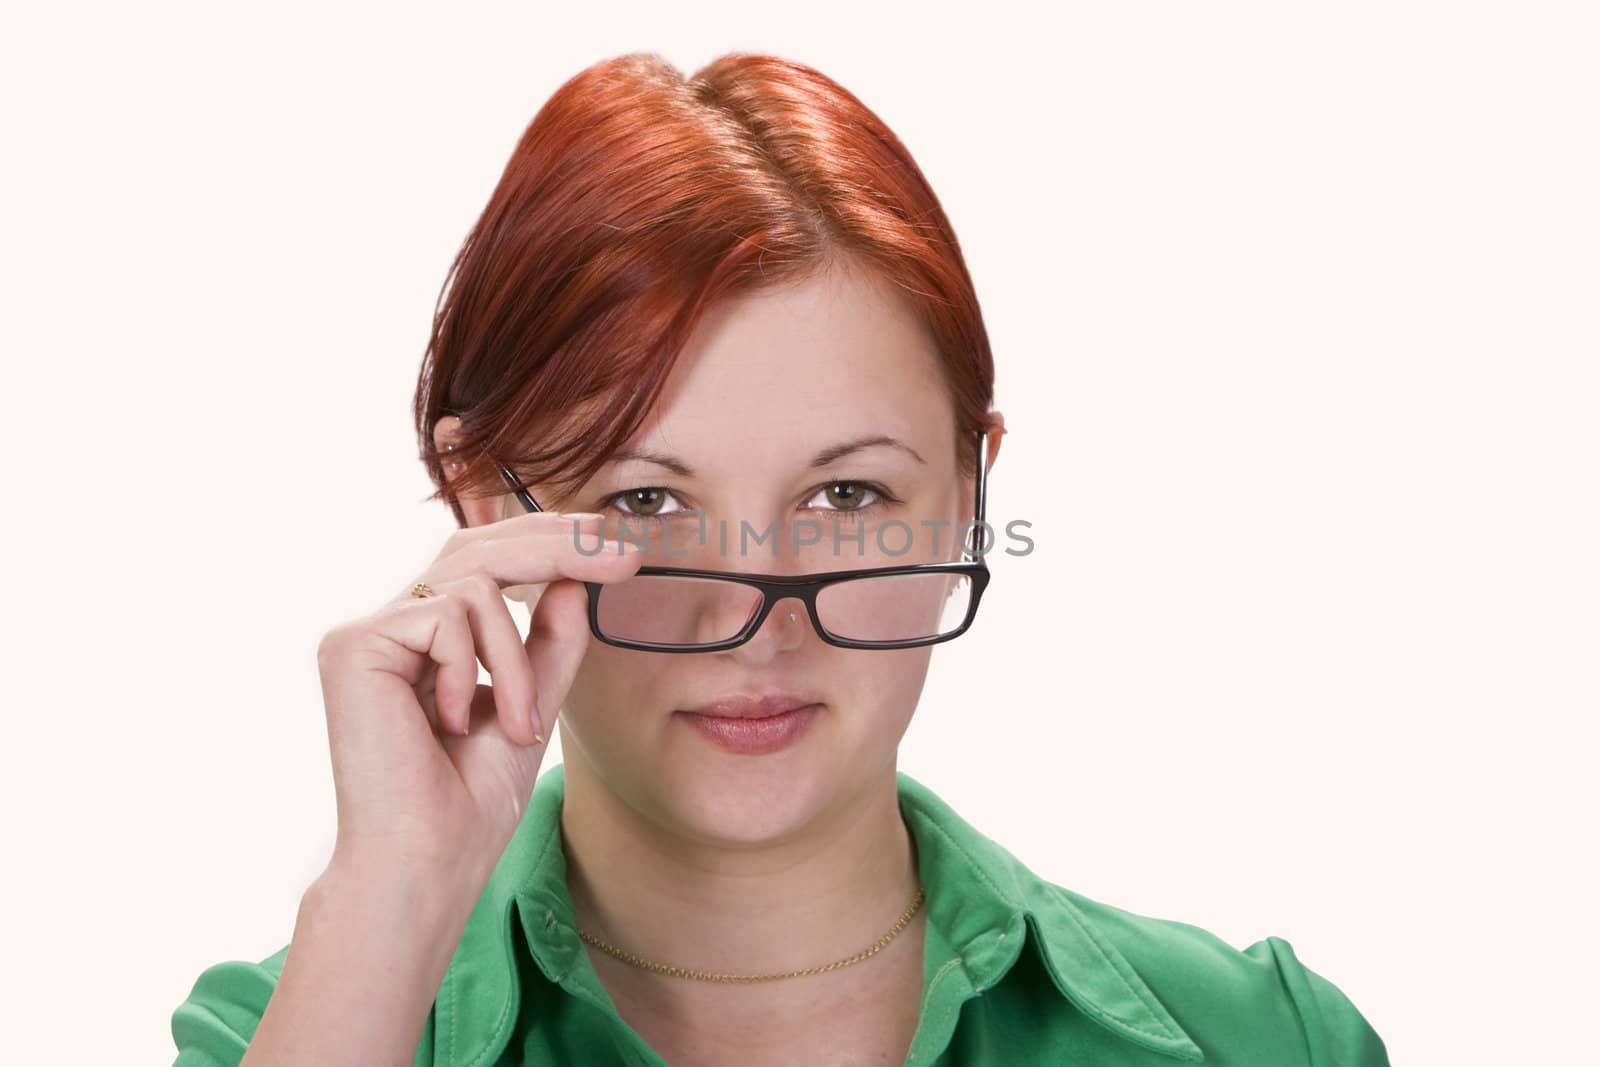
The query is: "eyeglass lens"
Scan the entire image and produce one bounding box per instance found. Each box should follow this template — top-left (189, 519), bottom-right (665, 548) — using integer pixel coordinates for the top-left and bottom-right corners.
top-left (593, 570), bottom-right (973, 648)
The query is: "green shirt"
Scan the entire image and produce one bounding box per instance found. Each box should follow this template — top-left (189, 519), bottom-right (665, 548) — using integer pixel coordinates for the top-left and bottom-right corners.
top-left (172, 763), bottom-right (1389, 1065)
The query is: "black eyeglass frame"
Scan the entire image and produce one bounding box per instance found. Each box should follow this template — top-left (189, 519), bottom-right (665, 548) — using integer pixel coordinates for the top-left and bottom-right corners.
top-left (489, 429), bottom-right (993, 653)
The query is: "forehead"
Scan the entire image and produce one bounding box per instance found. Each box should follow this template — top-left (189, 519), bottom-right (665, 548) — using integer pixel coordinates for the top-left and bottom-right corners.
top-left (634, 260), bottom-right (955, 472)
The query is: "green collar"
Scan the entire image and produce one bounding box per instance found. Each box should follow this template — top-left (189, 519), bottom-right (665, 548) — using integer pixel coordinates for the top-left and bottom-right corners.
top-left (431, 763), bottom-right (1204, 1066)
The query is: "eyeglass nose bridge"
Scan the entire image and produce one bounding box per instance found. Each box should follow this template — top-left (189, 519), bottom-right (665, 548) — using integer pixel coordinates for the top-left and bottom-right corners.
top-left (580, 569), bottom-right (860, 654)
top-left (724, 588), bottom-right (822, 650)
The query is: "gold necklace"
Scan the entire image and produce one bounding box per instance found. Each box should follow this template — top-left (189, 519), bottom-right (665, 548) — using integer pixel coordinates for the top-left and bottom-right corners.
top-left (575, 885), bottom-right (926, 984)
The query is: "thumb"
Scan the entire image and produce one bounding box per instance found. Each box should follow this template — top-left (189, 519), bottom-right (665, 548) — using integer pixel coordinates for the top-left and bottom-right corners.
top-left (524, 578), bottom-right (593, 741)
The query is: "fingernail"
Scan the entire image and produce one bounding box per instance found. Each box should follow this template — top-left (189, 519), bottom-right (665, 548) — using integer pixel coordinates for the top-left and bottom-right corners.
top-left (529, 696), bottom-right (545, 745)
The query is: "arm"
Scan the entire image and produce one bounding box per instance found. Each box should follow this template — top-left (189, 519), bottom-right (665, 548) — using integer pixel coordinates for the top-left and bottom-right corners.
top-left (172, 858), bottom-right (477, 1067)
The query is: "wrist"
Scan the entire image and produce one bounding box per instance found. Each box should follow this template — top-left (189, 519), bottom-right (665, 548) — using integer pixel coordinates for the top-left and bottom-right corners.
top-left (323, 837), bottom-right (495, 906)
top-left (312, 849), bottom-right (488, 934)
top-left (294, 862), bottom-right (479, 1015)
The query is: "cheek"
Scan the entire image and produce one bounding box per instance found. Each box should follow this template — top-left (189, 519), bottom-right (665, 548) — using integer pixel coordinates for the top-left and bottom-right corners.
top-left (864, 646), bottom-right (934, 703)
top-left (785, 645), bottom-right (934, 755)
top-left (563, 643), bottom-right (666, 724)
top-left (853, 646), bottom-right (936, 733)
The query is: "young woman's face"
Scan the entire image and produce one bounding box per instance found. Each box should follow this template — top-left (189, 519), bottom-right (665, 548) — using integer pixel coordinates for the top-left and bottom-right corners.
top-left (530, 258), bottom-right (989, 844)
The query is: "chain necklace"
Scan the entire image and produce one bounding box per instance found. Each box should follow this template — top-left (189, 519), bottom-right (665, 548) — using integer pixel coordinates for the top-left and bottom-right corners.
top-left (575, 884), bottom-right (926, 983)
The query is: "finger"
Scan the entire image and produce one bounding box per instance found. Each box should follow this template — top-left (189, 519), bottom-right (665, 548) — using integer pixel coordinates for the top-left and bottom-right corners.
top-left (422, 520), bottom-right (646, 598)
top-left (401, 513), bottom-right (604, 603)
top-left (320, 599), bottom-right (478, 750)
top-left (439, 511), bottom-right (609, 557)
top-left (380, 594), bottom-right (480, 737)
top-left (440, 683), bottom-right (549, 831)
top-left (424, 572), bottom-right (541, 745)
top-left (523, 577), bottom-right (593, 742)
top-left (413, 669), bottom-right (443, 734)
top-left (473, 510), bottom-right (611, 546)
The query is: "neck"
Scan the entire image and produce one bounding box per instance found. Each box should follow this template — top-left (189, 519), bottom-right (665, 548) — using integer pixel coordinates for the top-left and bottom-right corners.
top-left (557, 750), bottom-right (923, 1010)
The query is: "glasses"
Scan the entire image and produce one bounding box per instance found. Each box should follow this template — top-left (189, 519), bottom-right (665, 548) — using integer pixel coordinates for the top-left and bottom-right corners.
top-left (489, 429), bottom-right (992, 653)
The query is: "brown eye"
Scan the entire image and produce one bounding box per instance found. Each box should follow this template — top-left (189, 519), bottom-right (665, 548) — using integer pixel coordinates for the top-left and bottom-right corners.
top-left (615, 487), bottom-right (673, 517)
top-left (812, 481), bottom-right (881, 511)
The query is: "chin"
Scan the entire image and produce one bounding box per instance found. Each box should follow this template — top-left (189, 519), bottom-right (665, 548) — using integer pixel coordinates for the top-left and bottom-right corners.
top-left (663, 743), bottom-right (834, 847)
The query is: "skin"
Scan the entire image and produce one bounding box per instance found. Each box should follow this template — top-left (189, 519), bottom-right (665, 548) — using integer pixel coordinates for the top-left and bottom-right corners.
top-left (435, 254), bottom-right (1004, 1065)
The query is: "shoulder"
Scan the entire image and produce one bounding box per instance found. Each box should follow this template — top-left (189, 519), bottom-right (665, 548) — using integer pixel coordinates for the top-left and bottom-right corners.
top-left (170, 944), bottom-right (289, 1065)
top-left (896, 770), bottom-right (1390, 1064)
top-left (1051, 885), bottom-right (1391, 1066)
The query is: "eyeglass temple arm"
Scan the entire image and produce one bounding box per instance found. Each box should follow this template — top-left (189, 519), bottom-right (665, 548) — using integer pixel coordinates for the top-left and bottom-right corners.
top-left (494, 461), bottom-right (544, 513)
top-left (967, 427), bottom-right (991, 561)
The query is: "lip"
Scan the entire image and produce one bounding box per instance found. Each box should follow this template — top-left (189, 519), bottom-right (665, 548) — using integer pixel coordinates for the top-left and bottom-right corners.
top-left (678, 703), bottom-right (823, 755)
top-left (681, 691), bottom-right (825, 720)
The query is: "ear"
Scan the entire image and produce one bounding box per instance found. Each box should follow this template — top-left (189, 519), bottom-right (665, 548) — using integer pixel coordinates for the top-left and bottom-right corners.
top-left (433, 415), bottom-right (549, 609)
top-left (432, 414), bottom-right (514, 530)
top-left (983, 409), bottom-right (1006, 472)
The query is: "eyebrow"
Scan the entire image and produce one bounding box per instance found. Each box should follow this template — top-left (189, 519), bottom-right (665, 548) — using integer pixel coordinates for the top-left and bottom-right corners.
top-left (607, 434), bottom-right (926, 477)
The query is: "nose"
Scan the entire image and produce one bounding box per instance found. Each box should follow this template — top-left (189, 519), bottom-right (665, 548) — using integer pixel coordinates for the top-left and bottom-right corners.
top-left (722, 595), bottom-right (810, 664)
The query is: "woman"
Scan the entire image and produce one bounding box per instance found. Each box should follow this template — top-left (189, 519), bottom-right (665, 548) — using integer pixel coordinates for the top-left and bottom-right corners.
top-left (171, 51), bottom-right (1388, 1066)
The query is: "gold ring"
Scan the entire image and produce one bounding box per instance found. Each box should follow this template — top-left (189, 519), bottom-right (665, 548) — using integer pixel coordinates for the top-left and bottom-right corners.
top-left (410, 582), bottom-right (434, 599)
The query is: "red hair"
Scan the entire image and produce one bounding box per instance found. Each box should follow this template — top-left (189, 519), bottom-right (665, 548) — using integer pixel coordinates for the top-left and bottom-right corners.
top-left (413, 51), bottom-right (995, 526)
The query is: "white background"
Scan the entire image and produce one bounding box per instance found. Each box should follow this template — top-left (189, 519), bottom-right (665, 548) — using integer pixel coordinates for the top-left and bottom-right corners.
top-left (4, 3), bottom-right (1596, 1063)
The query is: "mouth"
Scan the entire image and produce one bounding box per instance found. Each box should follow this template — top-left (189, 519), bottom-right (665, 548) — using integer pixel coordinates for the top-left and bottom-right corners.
top-left (675, 691), bottom-right (825, 754)
top-left (679, 691), bottom-right (826, 720)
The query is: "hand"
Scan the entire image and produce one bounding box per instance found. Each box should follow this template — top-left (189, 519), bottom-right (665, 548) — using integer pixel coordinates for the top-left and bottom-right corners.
top-left (313, 510), bottom-right (642, 892)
